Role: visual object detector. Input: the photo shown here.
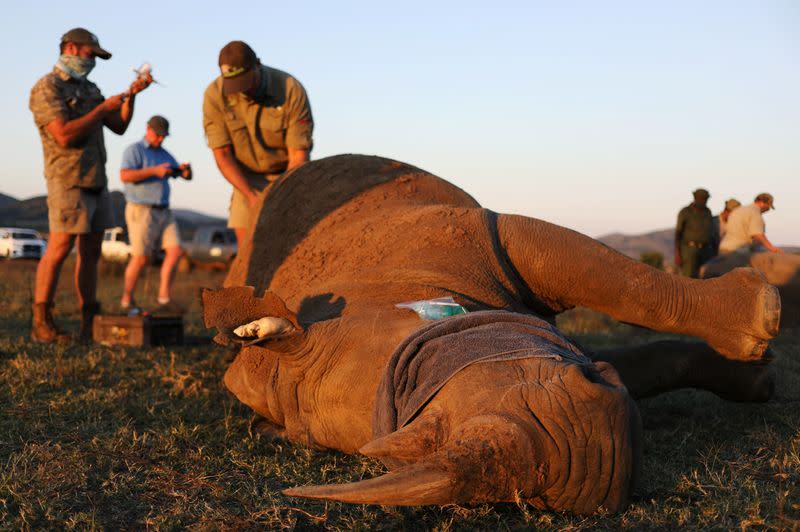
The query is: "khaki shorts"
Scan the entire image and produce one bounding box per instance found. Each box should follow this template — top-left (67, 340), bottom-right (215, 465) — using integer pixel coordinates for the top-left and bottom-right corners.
top-left (46, 181), bottom-right (115, 234)
top-left (228, 174), bottom-right (279, 229)
top-left (125, 203), bottom-right (181, 257)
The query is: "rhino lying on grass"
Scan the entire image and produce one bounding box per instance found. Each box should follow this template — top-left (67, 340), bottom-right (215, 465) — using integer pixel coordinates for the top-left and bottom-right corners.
top-left (203, 154), bottom-right (780, 515)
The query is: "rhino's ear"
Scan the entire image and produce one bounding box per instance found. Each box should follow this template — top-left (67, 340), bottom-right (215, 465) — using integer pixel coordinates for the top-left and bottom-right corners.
top-left (202, 286), bottom-right (303, 346)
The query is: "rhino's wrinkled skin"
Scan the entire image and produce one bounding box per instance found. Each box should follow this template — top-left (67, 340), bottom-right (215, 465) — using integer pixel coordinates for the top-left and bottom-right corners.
top-left (702, 251), bottom-right (800, 328)
top-left (204, 154), bottom-right (780, 515)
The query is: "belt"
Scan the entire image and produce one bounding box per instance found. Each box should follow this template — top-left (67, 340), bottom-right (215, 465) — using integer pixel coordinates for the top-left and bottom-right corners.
top-left (137, 203), bottom-right (168, 210)
top-left (685, 241), bottom-right (708, 248)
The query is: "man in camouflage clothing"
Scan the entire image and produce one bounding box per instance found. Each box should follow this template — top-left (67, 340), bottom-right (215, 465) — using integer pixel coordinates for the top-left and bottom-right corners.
top-left (29, 28), bottom-right (152, 342)
top-left (674, 188), bottom-right (715, 278)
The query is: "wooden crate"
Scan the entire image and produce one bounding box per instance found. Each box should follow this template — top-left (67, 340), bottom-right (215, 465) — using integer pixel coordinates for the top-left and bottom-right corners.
top-left (93, 315), bottom-right (184, 347)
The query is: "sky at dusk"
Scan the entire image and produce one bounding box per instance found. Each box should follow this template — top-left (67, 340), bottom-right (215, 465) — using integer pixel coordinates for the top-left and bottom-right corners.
top-left (1, 1), bottom-right (797, 244)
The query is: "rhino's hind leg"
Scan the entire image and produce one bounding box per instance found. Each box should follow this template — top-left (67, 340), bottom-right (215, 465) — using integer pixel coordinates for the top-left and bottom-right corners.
top-left (592, 340), bottom-right (775, 402)
top-left (496, 214), bottom-right (780, 361)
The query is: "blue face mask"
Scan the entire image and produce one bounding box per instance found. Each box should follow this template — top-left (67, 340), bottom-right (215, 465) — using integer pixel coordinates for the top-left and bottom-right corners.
top-left (58, 54), bottom-right (96, 79)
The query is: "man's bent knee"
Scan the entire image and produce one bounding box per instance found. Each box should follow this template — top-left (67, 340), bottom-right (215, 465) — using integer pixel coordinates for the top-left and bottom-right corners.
top-left (43, 233), bottom-right (76, 262)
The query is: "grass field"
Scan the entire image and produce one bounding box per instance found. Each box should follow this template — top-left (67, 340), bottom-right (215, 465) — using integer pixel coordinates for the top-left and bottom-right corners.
top-left (1, 259), bottom-right (798, 529)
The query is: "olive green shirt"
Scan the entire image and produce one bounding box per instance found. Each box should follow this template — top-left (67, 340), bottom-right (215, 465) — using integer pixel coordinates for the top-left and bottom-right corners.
top-left (676, 204), bottom-right (714, 245)
top-left (202, 65), bottom-right (313, 176)
top-left (29, 66), bottom-right (107, 189)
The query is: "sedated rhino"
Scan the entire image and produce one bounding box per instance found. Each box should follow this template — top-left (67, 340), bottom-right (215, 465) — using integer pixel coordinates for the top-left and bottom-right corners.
top-left (203, 154), bottom-right (780, 515)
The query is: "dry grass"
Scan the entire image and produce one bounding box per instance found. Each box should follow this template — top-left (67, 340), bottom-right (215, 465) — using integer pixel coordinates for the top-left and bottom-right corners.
top-left (1, 259), bottom-right (798, 529)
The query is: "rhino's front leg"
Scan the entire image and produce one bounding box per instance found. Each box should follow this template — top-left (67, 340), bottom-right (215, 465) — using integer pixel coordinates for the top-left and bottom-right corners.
top-left (496, 214), bottom-right (780, 361)
top-left (591, 341), bottom-right (775, 402)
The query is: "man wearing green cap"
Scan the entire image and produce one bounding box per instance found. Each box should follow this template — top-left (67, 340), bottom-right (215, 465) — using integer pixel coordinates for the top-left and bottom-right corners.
top-left (719, 193), bottom-right (783, 255)
top-left (674, 188), bottom-right (715, 277)
top-left (28, 28), bottom-right (152, 342)
top-left (202, 40), bottom-right (314, 245)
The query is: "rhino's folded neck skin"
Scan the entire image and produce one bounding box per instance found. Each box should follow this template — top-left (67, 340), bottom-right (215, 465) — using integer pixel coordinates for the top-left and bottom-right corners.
top-left (527, 362), bottom-right (641, 514)
top-left (426, 356), bottom-right (640, 514)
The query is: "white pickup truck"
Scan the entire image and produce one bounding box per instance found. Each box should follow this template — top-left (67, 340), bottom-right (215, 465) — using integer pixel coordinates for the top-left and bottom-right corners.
top-left (0, 227), bottom-right (47, 259)
top-left (101, 227), bottom-right (131, 262)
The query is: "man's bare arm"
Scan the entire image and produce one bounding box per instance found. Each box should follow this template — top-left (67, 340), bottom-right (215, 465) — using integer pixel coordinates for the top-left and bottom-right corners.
top-left (752, 233), bottom-right (784, 254)
top-left (45, 95), bottom-right (122, 148)
top-left (212, 145), bottom-right (258, 208)
top-left (120, 163), bottom-right (172, 183)
top-left (104, 94), bottom-right (135, 134)
top-left (105, 75), bottom-right (152, 135)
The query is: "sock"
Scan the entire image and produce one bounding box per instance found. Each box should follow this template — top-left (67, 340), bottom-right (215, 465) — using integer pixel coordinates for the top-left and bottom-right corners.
top-left (157, 297), bottom-right (170, 305)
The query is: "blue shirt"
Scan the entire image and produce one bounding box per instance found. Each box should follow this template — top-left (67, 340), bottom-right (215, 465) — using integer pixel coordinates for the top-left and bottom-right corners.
top-left (121, 139), bottom-right (179, 206)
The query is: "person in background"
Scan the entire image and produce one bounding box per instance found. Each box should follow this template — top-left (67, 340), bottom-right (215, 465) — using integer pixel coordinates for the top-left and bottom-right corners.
top-left (719, 193), bottom-right (783, 255)
top-left (28, 27), bottom-right (152, 342)
top-left (711, 198), bottom-right (741, 254)
top-left (202, 40), bottom-right (314, 245)
top-left (119, 116), bottom-right (192, 315)
top-left (674, 188), bottom-right (715, 277)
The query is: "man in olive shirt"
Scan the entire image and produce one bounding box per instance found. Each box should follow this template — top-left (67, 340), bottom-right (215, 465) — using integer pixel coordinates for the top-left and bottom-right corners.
top-left (202, 40), bottom-right (314, 244)
top-left (29, 28), bottom-right (152, 342)
top-left (674, 188), bottom-right (715, 277)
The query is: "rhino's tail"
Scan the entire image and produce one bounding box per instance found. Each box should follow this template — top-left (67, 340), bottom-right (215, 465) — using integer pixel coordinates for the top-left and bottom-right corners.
top-left (282, 414), bottom-right (537, 506)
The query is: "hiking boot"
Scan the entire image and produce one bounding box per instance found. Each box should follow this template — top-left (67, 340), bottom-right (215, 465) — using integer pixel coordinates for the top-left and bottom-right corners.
top-left (80, 301), bottom-right (101, 342)
top-left (31, 302), bottom-right (71, 343)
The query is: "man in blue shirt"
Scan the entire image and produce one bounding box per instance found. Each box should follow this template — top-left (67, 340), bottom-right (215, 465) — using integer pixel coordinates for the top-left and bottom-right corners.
top-left (120, 115), bottom-right (191, 314)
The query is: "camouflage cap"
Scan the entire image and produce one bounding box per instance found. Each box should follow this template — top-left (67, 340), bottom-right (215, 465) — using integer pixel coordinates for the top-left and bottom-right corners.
top-left (218, 41), bottom-right (258, 95)
top-left (147, 115), bottom-right (169, 136)
top-left (60, 28), bottom-right (111, 60)
top-left (693, 188), bottom-right (710, 199)
top-left (724, 198), bottom-right (741, 211)
top-left (755, 192), bottom-right (775, 210)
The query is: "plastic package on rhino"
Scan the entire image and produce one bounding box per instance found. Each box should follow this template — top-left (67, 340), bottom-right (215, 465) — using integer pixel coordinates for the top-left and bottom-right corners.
top-left (395, 297), bottom-right (468, 320)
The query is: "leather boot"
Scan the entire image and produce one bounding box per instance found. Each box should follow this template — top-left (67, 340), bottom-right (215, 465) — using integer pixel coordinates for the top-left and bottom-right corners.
top-left (31, 303), bottom-right (71, 343)
top-left (80, 301), bottom-right (101, 342)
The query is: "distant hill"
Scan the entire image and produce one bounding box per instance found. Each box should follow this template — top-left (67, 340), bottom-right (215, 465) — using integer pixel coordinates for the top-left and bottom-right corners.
top-left (0, 190), bottom-right (225, 238)
top-left (0, 193), bottom-right (17, 208)
top-left (597, 228), bottom-right (674, 263)
top-left (4, 194), bottom-right (794, 261)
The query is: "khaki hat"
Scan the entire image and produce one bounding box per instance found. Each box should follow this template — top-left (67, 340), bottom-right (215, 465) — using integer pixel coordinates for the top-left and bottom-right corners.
top-left (147, 115), bottom-right (169, 136)
top-left (755, 192), bottom-right (775, 210)
top-left (218, 41), bottom-right (258, 95)
top-left (693, 188), bottom-right (710, 199)
top-left (724, 198), bottom-right (741, 211)
top-left (60, 28), bottom-right (111, 60)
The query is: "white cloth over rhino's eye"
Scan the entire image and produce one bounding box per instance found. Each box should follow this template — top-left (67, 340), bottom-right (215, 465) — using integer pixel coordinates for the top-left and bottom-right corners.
top-left (234, 317), bottom-right (295, 338)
